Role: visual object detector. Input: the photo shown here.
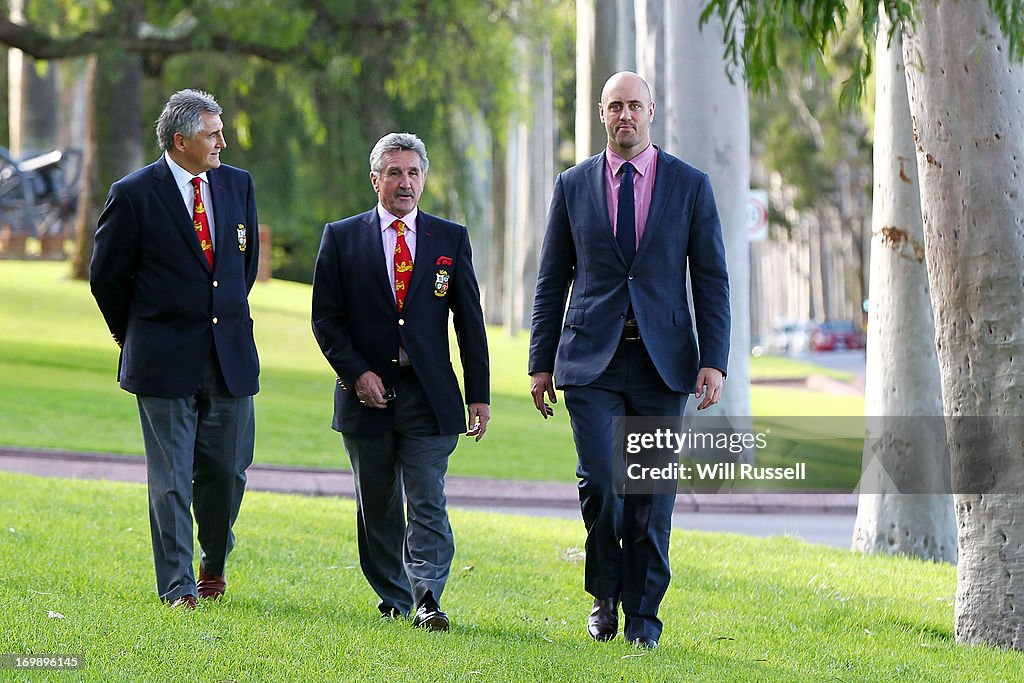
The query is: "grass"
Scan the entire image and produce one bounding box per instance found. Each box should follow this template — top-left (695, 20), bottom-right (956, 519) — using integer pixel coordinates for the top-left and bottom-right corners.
top-left (1, 472), bottom-right (1021, 681)
top-left (0, 261), bottom-right (865, 484)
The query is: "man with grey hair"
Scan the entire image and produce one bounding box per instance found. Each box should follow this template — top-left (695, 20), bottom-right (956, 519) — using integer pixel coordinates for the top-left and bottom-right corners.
top-left (91, 89), bottom-right (261, 609)
top-left (312, 132), bottom-right (490, 631)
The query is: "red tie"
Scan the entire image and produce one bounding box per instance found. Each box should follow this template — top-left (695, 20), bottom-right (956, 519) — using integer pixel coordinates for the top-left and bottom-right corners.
top-left (393, 220), bottom-right (413, 311)
top-left (191, 177), bottom-right (214, 269)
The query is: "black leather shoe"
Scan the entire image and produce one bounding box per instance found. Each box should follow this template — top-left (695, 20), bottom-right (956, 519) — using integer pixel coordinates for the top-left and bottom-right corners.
top-left (630, 636), bottom-right (658, 650)
top-left (379, 605), bottom-right (403, 621)
top-left (412, 593), bottom-right (449, 632)
top-left (587, 597), bottom-right (619, 641)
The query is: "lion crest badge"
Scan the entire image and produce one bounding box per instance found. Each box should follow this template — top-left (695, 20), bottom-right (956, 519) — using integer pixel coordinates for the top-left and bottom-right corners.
top-left (433, 269), bottom-right (450, 297)
top-left (237, 224), bottom-right (247, 252)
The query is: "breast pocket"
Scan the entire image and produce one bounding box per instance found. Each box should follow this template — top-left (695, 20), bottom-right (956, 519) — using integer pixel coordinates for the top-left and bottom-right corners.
top-left (564, 307), bottom-right (585, 329)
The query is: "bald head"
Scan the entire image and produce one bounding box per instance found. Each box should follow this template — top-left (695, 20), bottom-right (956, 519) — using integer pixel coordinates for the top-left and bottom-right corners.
top-left (600, 71), bottom-right (652, 104)
top-left (598, 71), bottom-right (656, 159)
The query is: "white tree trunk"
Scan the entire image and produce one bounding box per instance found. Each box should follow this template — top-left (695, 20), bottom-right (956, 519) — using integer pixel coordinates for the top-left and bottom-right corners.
top-left (634, 0), bottom-right (666, 146)
top-left (504, 37), bottom-right (555, 332)
top-left (7, 0), bottom-right (58, 157)
top-left (452, 109), bottom-right (494, 318)
top-left (575, 0), bottom-right (635, 161)
top-left (852, 15), bottom-right (955, 563)
top-left (902, 0), bottom-right (1024, 649)
top-left (665, 0), bottom-right (751, 419)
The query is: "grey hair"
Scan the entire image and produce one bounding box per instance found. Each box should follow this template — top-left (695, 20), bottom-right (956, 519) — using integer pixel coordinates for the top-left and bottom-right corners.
top-left (369, 132), bottom-right (429, 175)
top-left (155, 89), bottom-right (223, 150)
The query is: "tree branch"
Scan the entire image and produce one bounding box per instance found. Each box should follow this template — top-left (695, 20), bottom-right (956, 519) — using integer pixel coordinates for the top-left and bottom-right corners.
top-left (0, 14), bottom-right (409, 66)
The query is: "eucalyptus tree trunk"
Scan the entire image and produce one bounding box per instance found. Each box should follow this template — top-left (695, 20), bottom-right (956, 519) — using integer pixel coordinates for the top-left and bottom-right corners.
top-left (503, 37), bottom-right (555, 332)
top-left (902, 0), bottom-right (1024, 648)
top-left (452, 109), bottom-right (494, 317)
top-left (71, 48), bottom-right (143, 280)
top-left (7, 0), bottom-right (58, 157)
top-left (852, 16), bottom-right (955, 563)
top-left (575, 0), bottom-right (635, 161)
top-left (486, 137), bottom-right (507, 325)
top-left (634, 0), bottom-right (666, 146)
top-left (665, 1), bottom-right (751, 420)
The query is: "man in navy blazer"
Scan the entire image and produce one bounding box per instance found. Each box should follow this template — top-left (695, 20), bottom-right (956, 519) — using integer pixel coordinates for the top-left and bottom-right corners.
top-left (312, 132), bottom-right (489, 631)
top-left (530, 72), bottom-right (730, 648)
top-left (90, 89), bottom-right (260, 609)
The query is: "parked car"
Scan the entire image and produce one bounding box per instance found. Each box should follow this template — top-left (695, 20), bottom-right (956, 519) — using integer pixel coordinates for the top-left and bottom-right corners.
top-left (765, 320), bottom-right (814, 355)
top-left (809, 320), bottom-right (866, 351)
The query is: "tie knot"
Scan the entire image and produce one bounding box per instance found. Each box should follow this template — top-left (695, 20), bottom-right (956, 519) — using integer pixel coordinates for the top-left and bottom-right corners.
top-left (393, 219), bottom-right (406, 237)
top-left (191, 177), bottom-right (202, 191)
top-left (620, 162), bottom-right (635, 176)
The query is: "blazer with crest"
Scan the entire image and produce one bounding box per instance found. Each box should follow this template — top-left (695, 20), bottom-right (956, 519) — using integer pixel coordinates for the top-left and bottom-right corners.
top-left (311, 209), bottom-right (489, 436)
top-left (90, 157), bottom-right (260, 399)
top-left (529, 147), bottom-right (730, 391)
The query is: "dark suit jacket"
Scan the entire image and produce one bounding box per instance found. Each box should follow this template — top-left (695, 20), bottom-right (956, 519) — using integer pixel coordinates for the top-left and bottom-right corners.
top-left (311, 209), bottom-right (489, 436)
top-left (529, 148), bottom-right (730, 392)
top-left (90, 157), bottom-right (260, 399)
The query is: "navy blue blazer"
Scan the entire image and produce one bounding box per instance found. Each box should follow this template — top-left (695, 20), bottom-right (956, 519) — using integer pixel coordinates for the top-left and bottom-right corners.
top-left (311, 209), bottom-right (489, 436)
top-left (90, 157), bottom-right (260, 399)
top-left (529, 148), bottom-right (730, 392)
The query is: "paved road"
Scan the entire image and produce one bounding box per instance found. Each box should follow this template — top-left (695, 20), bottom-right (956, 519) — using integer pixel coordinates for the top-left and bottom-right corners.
top-left (0, 446), bottom-right (857, 549)
top-left (793, 349), bottom-right (867, 379)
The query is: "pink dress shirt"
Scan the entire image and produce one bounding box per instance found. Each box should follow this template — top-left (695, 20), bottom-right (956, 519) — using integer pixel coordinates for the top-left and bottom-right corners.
top-left (604, 144), bottom-right (658, 248)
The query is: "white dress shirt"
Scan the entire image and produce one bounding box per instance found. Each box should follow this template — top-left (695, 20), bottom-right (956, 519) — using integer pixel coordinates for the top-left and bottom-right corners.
top-left (164, 151), bottom-right (216, 249)
top-left (377, 204), bottom-right (418, 366)
top-left (377, 204), bottom-right (418, 300)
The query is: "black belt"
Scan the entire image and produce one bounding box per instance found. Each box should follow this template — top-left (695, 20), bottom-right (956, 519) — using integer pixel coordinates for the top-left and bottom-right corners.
top-left (622, 320), bottom-right (641, 342)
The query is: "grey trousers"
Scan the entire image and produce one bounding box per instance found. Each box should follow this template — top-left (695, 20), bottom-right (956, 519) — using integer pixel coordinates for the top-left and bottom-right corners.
top-left (137, 356), bottom-right (255, 603)
top-left (342, 371), bottom-right (459, 615)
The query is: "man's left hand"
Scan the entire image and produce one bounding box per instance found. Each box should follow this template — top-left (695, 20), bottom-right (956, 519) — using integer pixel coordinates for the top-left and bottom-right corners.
top-left (694, 367), bottom-right (724, 410)
top-left (466, 403), bottom-right (490, 441)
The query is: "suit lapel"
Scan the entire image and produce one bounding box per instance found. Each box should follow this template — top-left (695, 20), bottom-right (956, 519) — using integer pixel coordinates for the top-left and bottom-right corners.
top-left (404, 213), bottom-right (434, 305)
top-left (152, 158), bottom-right (212, 270)
top-left (209, 168), bottom-right (228, 267)
top-left (360, 211), bottom-right (394, 306)
top-left (585, 154), bottom-right (623, 262)
top-left (634, 148), bottom-right (673, 265)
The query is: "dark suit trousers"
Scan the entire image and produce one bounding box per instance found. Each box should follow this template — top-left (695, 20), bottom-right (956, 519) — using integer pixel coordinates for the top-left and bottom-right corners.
top-left (136, 350), bottom-right (255, 603)
top-left (342, 370), bottom-right (459, 615)
top-left (563, 338), bottom-right (686, 642)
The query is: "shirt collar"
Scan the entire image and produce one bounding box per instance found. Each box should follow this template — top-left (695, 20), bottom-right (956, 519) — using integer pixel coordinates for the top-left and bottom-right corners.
top-left (605, 143), bottom-right (657, 177)
top-left (164, 151), bottom-right (209, 188)
top-left (377, 204), bottom-right (418, 234)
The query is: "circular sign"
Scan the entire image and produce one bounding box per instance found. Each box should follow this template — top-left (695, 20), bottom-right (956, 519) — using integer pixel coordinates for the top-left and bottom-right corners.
top-left (747, 190), bottom-right (769, 242)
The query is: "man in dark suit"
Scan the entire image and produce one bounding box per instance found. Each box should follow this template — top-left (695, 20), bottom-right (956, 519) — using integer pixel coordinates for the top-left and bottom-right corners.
top-left (529, 72), bottom-right (730, 649)
top-left (312, 132), bottom-right (489, 631)
top-left (90, 89), bottom-right (260, 610)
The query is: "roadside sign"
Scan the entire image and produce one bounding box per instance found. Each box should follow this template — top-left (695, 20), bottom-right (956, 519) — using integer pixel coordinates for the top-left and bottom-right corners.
top-left (747, 189), bottom-right (769, 242)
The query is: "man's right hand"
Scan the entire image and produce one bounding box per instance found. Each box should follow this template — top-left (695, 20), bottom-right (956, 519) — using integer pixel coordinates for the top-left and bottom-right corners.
top-left (530, 372), bottom-right (557, 419)
top-left (355, 370), bottom-right (389, 409)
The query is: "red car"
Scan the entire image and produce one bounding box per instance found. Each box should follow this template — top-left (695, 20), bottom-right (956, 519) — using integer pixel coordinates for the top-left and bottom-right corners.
top-left (809, 320), bottom-right (866, 351)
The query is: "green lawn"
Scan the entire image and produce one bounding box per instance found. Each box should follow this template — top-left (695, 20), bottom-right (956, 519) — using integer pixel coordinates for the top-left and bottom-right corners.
top-left (0, 261), bottom-right (865, 483)
top-left (1, 472), bottom-right (1020, 681)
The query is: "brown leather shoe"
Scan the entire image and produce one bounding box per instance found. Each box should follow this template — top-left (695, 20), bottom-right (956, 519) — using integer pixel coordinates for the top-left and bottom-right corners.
top-left (170, 595), bottom-right (197, 610)
top-left (587, 597), bottom-right (619, 641)
top-left (197, 566), bottom-right (226, 600)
